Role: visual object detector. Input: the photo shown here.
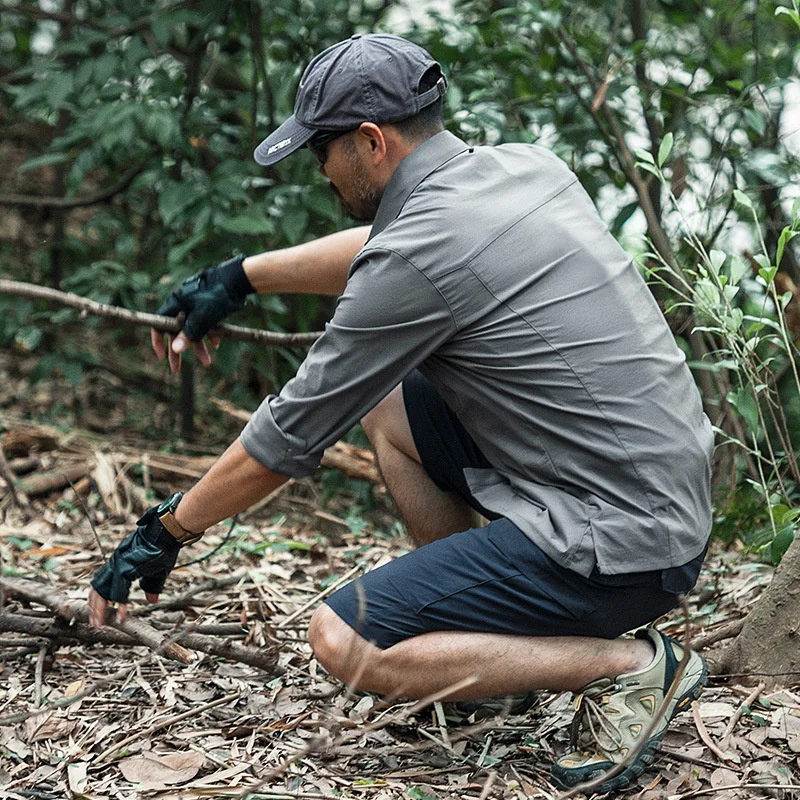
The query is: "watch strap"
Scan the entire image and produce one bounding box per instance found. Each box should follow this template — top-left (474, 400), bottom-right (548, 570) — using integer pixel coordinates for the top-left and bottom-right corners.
top-left (158, 508), bottom-right (204, 545)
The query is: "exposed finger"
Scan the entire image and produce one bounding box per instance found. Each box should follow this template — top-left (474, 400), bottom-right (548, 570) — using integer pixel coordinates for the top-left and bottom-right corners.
top-left (208, 333), bottom-right (221, 350)
top-left (192, 338), bottom-right (212, 367)
top-left (168, 335), bottom-right (181, 374)
top-left (88, 588), bottom-right (108, 628)
top-left (151, 327), bottom-right (167, 360)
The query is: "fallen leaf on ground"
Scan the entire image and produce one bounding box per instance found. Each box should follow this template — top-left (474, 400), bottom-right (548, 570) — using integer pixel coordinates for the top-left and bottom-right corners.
top-left (119, 750), bottom-right (205, 789)
top-left (25, 712), bottom-right (77, 742)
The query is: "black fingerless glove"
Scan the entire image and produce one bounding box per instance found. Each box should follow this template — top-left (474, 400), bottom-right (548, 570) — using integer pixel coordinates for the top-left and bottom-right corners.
top-left (157, 254), bottom-right (255, 342)
top-left (90, 494), bottom-right (196, 604)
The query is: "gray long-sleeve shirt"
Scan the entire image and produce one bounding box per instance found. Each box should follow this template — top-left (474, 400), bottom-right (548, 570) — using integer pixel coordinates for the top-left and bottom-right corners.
top-left (241, 131), bottom-right (714, 576)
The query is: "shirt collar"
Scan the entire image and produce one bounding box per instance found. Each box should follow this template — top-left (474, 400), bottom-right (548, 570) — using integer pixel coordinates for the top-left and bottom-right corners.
top-left (369, 131), bottom-right (470, 240)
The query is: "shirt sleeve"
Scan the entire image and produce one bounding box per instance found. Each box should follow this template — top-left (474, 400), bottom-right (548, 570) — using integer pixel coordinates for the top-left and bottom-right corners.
top-left (240, 248), bottom-right (457, 477)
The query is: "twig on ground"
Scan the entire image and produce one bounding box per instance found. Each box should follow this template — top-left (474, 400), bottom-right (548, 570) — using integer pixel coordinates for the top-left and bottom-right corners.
top-left (673, 784), bottom-right (800, 799)
top-left (692, 618), bottom-right (746, 651)
top-left (722, 682), bottom-right (765, 745)
top-left (0, 444), bottom-right (28, 509)
top-left (95, 691), bottom-right (242, 762)
top-left (33, 643), bottom-right (48, 707)
top-left (0, 599), bottom-right (279, 671)
top-left (130, 572), bottom-right (248, 615)
top-left (0, 577), bottom-right (194, 664)
top-left (478, 770), bottom-right (497, 800)
top-left (661, 748), bottom-right (744, 773)
top-left (691, 700), bottom-right (736, 763)
top-left (277, 561), bottom-right (365, 629)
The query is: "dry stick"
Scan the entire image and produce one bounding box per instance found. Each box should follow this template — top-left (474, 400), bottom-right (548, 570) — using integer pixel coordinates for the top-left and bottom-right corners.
top-left (477, 770), bottom-right (497, 800)
top-left (674, 784), bottom-right (800, 800)
top-left (0, 577), bottom-right (194, 665)
top-left (130, 572), bottom-right (248, 616)
top-left (0, 444), bottom-right (27, 508)
top-left (96, 691), bottom-right (241, 762)
top-left (558, 599), bottom-right (696, 800)
top-left (233, 675), bottom-right (479, 800)
top-left (691, 701), bottom-right (736, 763)
top-left (0, 602), bottom-right (278, 672)
top-left (722, 682), bottom-right (765, 745)
top-left (33, 643), bottom-right (48, 708)
top-left (0, 279), bottom-right (322, 347)
top-left (691, 617), bottom-right (746, 651)
top-left (276, 562), bottom-right (365, 629)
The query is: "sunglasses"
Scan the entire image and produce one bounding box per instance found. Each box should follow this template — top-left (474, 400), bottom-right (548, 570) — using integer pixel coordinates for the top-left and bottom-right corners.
top-left (307, 129), bottom-right (354, 164)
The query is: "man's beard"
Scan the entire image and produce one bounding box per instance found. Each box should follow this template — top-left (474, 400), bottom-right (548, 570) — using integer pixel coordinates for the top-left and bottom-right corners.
top-left (332, 144), bottom-right (382, 222)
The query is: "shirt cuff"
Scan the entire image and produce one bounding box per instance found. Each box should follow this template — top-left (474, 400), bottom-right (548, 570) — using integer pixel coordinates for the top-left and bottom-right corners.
top-left (240, 396), bottom-right (321, 478)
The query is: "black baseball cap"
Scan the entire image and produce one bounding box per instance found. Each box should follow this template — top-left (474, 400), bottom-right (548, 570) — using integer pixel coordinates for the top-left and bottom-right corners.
top-left (254, 33), bottom-right (447, 166)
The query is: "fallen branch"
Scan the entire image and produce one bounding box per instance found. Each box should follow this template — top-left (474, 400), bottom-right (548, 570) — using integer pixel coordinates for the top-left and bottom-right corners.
top-left (0, 279), bottom-right (322, 347)
top-left (13, 463), bottom-right (89, 497)
top-left (691, 617), bottom-right (746, 651)
top-left (211, 398), bottom-right (381, 484)
top-left (0, 580), bottom-right (280, 672)
top-left (1, 577), bottom-right (193, 665)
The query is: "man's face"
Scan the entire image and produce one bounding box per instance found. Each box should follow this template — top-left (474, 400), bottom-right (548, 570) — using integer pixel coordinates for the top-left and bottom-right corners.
top-left (317, 133), bottom-right (383, 223)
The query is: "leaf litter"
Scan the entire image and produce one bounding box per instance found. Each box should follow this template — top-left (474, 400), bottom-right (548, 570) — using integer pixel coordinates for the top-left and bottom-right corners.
top-left (0, 421), bottom-right (798, 799)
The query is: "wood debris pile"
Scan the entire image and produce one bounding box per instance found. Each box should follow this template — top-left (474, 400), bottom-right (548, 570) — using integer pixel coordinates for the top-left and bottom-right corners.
top-left (0, 422), bottom-right (799, 799)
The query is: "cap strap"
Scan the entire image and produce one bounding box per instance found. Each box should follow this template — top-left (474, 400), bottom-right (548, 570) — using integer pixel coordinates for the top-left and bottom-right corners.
top-left (416, 75), bottom-right (447, 110)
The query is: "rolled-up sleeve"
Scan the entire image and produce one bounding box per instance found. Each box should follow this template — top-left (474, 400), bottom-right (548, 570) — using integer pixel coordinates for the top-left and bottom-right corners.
top-left (240, 249), bottom-right (457, 477)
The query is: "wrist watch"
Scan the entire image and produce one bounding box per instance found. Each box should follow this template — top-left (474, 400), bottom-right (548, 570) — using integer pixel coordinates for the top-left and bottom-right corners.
top-left (156, 492), bottom-right (204, 545)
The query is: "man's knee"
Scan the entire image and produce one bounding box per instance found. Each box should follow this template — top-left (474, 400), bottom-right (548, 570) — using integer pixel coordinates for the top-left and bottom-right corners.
top-left (309, 604), bottom-right (376, 684)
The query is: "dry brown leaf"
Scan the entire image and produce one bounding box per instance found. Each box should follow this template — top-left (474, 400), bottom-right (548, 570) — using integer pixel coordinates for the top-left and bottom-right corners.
top-left (25, 712), bottom-right (77, 743)
top-left (119, 750), bottom-right (205, 789)
top-left (274, 687), bottom-right (308, 717)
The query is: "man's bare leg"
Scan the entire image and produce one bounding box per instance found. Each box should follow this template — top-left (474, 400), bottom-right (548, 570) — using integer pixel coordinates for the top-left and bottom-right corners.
top-left (309, 605), bottom-right (654, 699)
top-left (361, 385), bottom-right (481, 546)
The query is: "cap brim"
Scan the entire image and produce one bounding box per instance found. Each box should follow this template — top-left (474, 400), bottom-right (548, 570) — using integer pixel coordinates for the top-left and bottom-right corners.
top-left (253, 116), bottom-right (316, 166)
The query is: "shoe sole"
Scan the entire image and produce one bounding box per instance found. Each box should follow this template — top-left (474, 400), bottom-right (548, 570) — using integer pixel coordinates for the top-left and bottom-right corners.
top-left (551, 652), bottom-right (708, 793)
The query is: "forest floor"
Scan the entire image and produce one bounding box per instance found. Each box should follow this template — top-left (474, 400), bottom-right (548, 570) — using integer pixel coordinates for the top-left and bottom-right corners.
top-left (1, 353), bottom-right (799, 799)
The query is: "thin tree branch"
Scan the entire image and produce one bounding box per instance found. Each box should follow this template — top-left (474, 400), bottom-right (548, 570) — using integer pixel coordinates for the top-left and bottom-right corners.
top-left (0, 280), bottom-right (323, 346)
top-left (0, 162), bottom-right (148, 210)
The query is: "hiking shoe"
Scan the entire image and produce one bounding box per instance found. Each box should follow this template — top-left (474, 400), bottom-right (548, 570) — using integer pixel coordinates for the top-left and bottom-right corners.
top-left (551, 627), bottom-right (707, 792)
top-left (443, 691), bottom-right (539, 723)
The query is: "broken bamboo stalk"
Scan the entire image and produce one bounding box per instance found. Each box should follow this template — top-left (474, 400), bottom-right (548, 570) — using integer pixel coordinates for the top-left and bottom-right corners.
top-left (0, 279), bottom-right (322, 347)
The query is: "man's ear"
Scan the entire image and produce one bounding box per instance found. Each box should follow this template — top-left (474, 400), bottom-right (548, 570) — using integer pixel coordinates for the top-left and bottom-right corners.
top-left (357, 122), bottom-right (387, 164)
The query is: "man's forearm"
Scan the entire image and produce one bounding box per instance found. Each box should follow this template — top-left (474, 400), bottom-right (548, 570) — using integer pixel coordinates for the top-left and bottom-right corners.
top-left (173, 438), bottom-right (289, 533)
top-left (243, 226), bottom-right (370, 296)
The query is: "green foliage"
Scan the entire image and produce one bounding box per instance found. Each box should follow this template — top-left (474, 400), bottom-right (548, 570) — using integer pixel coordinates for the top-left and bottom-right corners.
top-left (1, 0), bottom-right (799, 553)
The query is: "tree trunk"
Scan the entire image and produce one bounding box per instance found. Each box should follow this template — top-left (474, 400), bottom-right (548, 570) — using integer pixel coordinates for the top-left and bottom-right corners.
top-left (708, 532), bottom-right (800, 689)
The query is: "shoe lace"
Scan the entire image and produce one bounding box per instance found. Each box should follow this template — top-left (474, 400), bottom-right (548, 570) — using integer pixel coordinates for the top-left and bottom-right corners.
top-left (569, 683), bottom-right (625, 755)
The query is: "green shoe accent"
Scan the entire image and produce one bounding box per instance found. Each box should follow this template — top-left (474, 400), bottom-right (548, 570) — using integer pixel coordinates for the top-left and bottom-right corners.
top-left (551, 627), bottom-right (707, 792)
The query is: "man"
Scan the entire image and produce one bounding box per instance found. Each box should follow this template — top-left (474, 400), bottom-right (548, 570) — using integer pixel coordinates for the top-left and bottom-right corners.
top-left (88, 33), bottom-right (713, 791)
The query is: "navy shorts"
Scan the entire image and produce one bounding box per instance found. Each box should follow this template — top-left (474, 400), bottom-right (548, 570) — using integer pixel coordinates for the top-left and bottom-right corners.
top-left (325, 371), bottom-right (702, 649)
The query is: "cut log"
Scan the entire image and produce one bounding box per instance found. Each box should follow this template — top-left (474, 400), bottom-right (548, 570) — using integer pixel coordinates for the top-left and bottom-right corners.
top-left (13, 463), bottom-right (89, 497)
